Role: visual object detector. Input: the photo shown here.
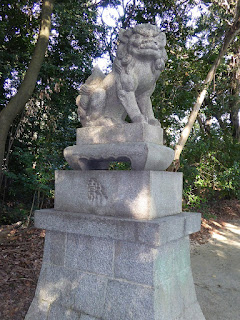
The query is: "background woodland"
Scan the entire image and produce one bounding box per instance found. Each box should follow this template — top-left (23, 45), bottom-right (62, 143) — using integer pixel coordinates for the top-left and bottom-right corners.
top-left (0, 0), bottom-right (240, 224)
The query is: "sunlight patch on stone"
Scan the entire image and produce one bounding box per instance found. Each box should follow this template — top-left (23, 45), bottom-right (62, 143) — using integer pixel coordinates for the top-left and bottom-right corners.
top-left (127, 187), bottom-right (149, 219)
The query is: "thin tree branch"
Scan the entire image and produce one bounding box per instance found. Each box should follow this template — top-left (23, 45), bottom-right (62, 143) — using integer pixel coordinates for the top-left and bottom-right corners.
top-left (122, 0), bottom-right (136, 29)
top-left (173, 0), bottom-right (240, 168)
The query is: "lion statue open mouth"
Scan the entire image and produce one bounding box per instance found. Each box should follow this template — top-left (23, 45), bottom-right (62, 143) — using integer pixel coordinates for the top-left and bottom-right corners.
top-left (76, 24), bottom-right (167, 127)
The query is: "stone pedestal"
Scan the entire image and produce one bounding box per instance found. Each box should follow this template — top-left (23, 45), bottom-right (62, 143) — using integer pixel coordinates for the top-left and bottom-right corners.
top-left (26, 209), bottom-right (204, 320)
top-left (25, 123), bottom-right (205, 319)
top-left (25, 21), bottom-right (205, 318)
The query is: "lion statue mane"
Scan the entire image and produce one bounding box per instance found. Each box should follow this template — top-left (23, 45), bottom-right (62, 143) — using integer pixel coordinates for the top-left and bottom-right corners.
top-left (76, 24), bottom-right (167, 127)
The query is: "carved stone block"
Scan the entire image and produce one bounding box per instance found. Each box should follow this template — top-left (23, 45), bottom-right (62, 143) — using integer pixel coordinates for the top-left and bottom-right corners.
top-left (76, 123), bottom-right (163, 145)
top-left (54, 170), bottom-right (182, 219)
top-left (65, 123), bottom-right (172, 171)
top-left (34, 210), bottom-right (201, 246)
top-left (64, 142), bottom-right (174, 171)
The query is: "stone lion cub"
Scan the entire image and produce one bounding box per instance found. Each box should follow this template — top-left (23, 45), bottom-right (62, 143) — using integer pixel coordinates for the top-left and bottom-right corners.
top-left (76, 24), bottom-right (167, 127)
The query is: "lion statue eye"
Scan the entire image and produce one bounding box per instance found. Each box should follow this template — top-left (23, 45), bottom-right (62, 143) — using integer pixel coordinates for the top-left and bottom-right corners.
top-left (134, 34), bottom-right (141, 39)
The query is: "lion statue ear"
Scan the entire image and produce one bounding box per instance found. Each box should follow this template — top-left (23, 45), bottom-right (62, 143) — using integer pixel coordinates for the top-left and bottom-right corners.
top-left (116, 28), bottom-right (132, 62)
top-left (118, 28), bottom-right (133, 43)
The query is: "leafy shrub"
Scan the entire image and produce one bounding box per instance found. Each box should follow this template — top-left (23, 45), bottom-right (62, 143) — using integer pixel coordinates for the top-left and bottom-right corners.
top-left (181, 133), bottom-right (240, 208)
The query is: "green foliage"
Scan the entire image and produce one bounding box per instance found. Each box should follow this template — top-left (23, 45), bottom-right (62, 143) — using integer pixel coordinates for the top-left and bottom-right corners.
top-left (6, 145), bottom-right (55, 200)
top-left (109, 161), bottom-right (131, 170)
top-left (1, 0), bottom-right (240, 223)
top-left (1, 0), bottom-right (105, 223)
top-left (182, 130), bottom-right (240, 208)
top-left (0, 202), bottom-right (29, 225)
top-left (0, 0), bottom-right (39, 108)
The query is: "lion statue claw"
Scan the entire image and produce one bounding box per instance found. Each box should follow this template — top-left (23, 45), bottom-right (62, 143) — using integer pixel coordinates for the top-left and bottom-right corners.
top-left (76, 24), bottom-right (167, 127)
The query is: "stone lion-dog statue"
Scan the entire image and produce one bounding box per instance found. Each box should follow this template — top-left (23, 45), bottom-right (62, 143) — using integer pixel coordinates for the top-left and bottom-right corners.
top-left (76, 24), bottom-right (167, 127)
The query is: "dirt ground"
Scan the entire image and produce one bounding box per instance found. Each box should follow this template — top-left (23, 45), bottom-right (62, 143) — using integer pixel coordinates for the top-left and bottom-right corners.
top-left (191, 219), bottom-right (240, 320)
top-left (0, 200), bottom-right (239, 320)
top-left (0, 226), bottom-right (45, 320)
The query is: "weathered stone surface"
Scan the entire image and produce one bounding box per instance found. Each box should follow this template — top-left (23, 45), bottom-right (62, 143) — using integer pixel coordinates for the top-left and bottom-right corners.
top-left (76, 24), bottom-right (167, 127)
top-left (64, 142), bottom-right (173, 171)
top-left (35, 210), bottom-right (200, 246)
top-left (35, 263), bottom-right (74, 305)
top-left (80, 315), bottom-right (99, 320)
top-left (48, 302), bottom-right (80, 320)
top-left (178, 268), bottom-right (198, 309)
top-left (173, 237), bottom-right (191, 273)
top-left (65, 234), bottom-right (114, 276)
top-left (113, 236), bottom-right (193, 289)
top-left (73, 273), bottom-right (107, 317)
top-left (43, 231), bottom-right (66, 266)
top-left (178, 302), bottom-right (205, 320)
top-left (188, 303), bottom-right (206, 320)
top-left (102, 280), bottom-right (155, 320)
top-left (114, 241), bottom-right (158, 286)
top-left (181, 211), bottom-right (202, 234)
top-left (32, 263), bottom-right (108, 318)
top-left (26, 210), bottom-right (204, 320)
top-left (153, 237), bottom-right (189, 285)
top-left (25, 298), bottom-right (49, 320)
top-left (153, 267), bottom-right (201, 319)
top-left (54, 170), bottom-right (182, 219)
top-left (155, 277), bottom-right (184, 319)
top-left (76, 123), bottom-right (163, 145)
top-left (136, 214), bottom-right (185, 245)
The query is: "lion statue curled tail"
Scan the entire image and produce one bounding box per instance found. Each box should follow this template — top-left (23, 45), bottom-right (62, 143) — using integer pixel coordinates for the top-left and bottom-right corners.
top-left (76, 24), bottom-right (167, 127)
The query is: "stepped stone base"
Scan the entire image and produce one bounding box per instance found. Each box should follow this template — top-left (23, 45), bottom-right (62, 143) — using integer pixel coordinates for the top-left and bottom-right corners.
top-left (25, 209), bottom-right (205, 320)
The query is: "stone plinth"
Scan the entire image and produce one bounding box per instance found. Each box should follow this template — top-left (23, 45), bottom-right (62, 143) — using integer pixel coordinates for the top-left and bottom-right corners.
top-left (25, 209), bottom-right (205, 320)
top-left (64, 142), bottom-right (174, 171)
top-left (54, 170), bottom-right (182, 219)
top-left (76, 123), bottom-right (163, 145)
top-left (64, 124), bottom-right (174, 171)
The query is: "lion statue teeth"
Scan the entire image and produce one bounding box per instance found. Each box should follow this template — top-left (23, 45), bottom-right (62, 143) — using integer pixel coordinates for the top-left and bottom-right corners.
top-left (76, 24), bottom-right (167, 127)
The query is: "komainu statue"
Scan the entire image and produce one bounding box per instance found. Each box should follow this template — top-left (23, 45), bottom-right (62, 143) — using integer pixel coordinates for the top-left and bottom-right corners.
top-left (64, 24), bottom-right (173, 171)
top-left (76, 24), bottom-right (167, 127)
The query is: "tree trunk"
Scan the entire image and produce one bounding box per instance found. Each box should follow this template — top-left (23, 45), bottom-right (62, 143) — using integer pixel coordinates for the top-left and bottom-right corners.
top-left (229, 47), bottom-right (240, 142)
top-left (0, 0), bottom-right (54, 186)
top-left (172, 6), bottom-right (240, 170)
top-left (230, 85), bottom-right (240, 141)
